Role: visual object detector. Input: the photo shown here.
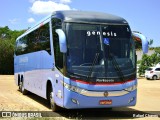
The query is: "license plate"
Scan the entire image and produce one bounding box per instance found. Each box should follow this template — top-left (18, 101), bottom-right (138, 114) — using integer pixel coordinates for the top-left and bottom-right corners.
top-left (99, 100), bottom-right (112, 105)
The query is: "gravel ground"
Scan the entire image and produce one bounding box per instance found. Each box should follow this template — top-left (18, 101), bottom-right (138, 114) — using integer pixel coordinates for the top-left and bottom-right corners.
top-left (0, 75), bottom-right (160, 119)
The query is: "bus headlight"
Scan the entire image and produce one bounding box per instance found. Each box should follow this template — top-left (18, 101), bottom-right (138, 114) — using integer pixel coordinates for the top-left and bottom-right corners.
top-left (125, 84), bottom-right (137, 92)
top-left (63, 82), bottom-right (84, 94)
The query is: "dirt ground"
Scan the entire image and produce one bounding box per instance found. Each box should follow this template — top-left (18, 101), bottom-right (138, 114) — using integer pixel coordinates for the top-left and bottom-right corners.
top-left (0, 75), bottom-right (160, 119)
top-left (0, 75), bottom-right (50, 111)
top-left (130, 77), bottom-right (160, 111)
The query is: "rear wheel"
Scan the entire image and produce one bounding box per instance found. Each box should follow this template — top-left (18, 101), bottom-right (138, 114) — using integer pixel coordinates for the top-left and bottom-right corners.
top-left (152, 75), bottom-right (157, 80)
top-left (19, 77), bottom-right (28, 95)
top-left (48, 86), bottom-right (60, 111)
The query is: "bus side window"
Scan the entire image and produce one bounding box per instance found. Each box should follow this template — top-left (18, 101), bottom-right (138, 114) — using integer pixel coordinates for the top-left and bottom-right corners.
top-left (52, 18), bottom-right (63, 72)
top-left (26, 23), bottom-right (51, 54)
top-left (15, 37), bottom-right (27, 55)
top-left (34, 23), bottom-right (51, 54)
top-left (15, 40), bottom-right (20, 55)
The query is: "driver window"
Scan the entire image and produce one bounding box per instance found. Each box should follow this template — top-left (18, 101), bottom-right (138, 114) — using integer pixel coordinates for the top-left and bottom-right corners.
top-left (52, 18), bottom-right (63, 72)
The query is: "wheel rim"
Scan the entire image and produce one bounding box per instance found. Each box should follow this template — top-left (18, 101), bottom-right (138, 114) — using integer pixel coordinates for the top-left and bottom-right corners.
top-left (153, 76), bottom-right (157, 80)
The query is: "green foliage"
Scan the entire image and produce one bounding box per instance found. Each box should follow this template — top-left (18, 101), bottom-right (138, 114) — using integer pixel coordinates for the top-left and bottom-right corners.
top-left (137, 60), bottom-right (141, 64)
top-left (138, 50), bottom-right (160, 76)
top-left (138, 54), bottom-right (150, 76)
top-left (0, 26), bottom-right (25, 74)
top-left (155, 47), bottom-right (160, 54)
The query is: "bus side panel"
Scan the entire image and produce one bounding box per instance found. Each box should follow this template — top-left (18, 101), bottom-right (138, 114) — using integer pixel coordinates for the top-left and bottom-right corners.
top-left (14, 55), bottom-right (26, 86)
top-left (25, 51), bottom-right (54, 99)
top-left (14, 56), bottom-right (19, 86)
top-left (40, 51), bottom-right (54, 99)
top-left (23, 52), bottom-right (41, 93)
top-left (15, 51), bottom-right (54, 99)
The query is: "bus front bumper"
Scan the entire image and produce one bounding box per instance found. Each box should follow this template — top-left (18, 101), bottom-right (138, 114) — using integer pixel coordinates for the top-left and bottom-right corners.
top-left (63, 88), bottom-right (137, 109)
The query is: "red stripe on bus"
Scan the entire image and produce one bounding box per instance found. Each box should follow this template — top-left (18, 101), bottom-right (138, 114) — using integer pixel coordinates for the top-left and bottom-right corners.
top-left (70, 79), bottom-right (134, 85)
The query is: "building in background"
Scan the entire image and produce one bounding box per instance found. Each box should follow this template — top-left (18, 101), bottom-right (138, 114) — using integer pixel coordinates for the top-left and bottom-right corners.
top-left (136, 50), bottom-right (155, 61)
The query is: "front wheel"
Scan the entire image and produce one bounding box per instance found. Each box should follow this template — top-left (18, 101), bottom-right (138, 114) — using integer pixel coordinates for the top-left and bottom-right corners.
top-left (152, 75), bottom-right (157, 80)
top-left (49, 87), bottom-right (60, 111)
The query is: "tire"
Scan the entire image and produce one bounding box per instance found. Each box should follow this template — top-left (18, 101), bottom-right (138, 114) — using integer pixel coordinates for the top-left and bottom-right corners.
top-left (19, 81), bottom-right (22, 90)
top-left (152, 75), bottom-right (157, 80)
top-left (106, 108), bottom-right (112, 110)
top-left (48, 87), bottom-right (60, 112)
top-left (18, 75), bottom-right (21, 90)
top-left (19, 77), bottom-right (28, 95)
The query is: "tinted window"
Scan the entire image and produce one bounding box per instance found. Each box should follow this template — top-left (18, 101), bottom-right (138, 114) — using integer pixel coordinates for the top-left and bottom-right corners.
top-left (155, 68), bottom-right (160, 71)
top-left (102, 25), bottom-right (131, 38)
top-left (15, 23), bottom-right (51, 55)
top-left (16, 37), bottom-right (28, 55)
top-left (66, 23), bottom-right (135, 79)
top-left (52, 18), bottom-right (63, 71)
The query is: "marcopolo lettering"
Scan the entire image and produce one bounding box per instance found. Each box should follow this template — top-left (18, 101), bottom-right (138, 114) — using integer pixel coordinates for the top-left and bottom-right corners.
top-left (87, 31), bottom-right (117, 37)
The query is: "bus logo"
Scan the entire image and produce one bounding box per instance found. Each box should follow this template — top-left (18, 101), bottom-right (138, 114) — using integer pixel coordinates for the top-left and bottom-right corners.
top-left (104, 91), bottom-right (108, 97)
top-left (87, 31), bottom-right (117, 37)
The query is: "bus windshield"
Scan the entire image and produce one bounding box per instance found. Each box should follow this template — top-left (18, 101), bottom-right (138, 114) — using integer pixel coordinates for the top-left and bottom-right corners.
top-left (66, 23), bottom-right (136, 82)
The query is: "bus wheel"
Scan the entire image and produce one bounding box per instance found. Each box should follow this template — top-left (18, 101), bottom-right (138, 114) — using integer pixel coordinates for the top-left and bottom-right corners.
top-left (19, 81), bottom-right (22, 91)
top-left (19, 79), bottom-right (28, 95)
top-left (49, 87), bottom-right (59, 112)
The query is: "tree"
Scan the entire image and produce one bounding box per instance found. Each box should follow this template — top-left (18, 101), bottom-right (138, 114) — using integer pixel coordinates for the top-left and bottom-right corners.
top-left (155, 47), bottom-right (160, 55)
top-left (0, 26), bottom-right (13, 40)
top-left (138, 54), bottom-right (150, 76)
top-left (0, 26), bottom-right (25, 74)
top-left (138, 48), bottom-right (160, 76)
top-left (0, 38), bottom-right (14, 74)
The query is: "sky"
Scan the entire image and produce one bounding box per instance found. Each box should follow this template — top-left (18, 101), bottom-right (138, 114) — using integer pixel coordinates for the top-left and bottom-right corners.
top-left (0, 0), bottom-right (160, 47)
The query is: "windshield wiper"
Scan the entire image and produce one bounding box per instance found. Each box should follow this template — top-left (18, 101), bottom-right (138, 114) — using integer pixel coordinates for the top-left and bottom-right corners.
top-left (108, 48), bottom-right (125, 82)
top-left (67, 71), bottom-right (87, 79)
top-left (110, 55), bottom-right (125, 82)
top-left (87, 52), bottom-right (99, 82)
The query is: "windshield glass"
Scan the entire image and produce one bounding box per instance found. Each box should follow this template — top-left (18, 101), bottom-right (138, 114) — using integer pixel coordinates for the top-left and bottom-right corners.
top-left (66, 23), bottom-right (135, 81)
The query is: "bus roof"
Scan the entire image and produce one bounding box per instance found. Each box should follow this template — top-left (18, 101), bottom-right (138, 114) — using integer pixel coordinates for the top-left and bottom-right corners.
top-left (17, 10), bottom-right (128, 40)
top-left (52, 10), bottom-right (127, 24)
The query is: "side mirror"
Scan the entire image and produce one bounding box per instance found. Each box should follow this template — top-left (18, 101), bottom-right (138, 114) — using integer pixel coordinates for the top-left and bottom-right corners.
top-left (132, 32), bottom-right (148, 54)
top-left (55, 29), bottom-right (67, 53)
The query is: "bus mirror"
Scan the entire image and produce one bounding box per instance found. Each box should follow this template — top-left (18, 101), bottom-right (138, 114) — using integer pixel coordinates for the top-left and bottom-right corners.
top-left (55, 29), bottom-right (67, 53)
top-left (132, 32), bottom-right (148, 54)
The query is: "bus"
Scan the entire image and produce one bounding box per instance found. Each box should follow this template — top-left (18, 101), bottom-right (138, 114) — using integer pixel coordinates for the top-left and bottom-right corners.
top-left (14, 10), bottom-right (148, 111)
